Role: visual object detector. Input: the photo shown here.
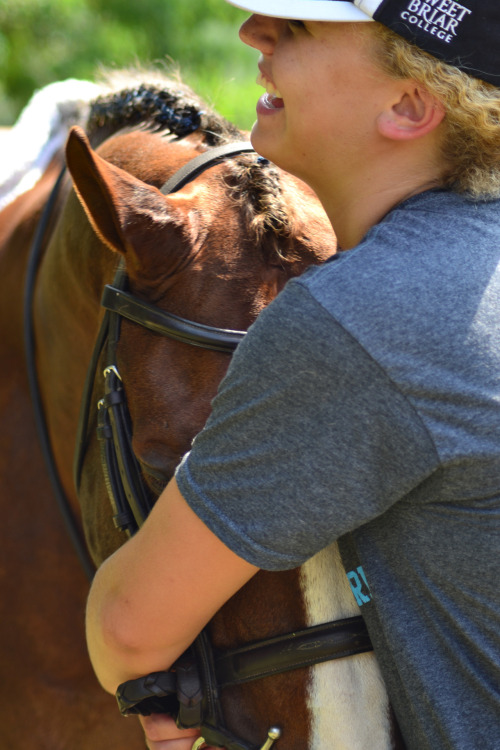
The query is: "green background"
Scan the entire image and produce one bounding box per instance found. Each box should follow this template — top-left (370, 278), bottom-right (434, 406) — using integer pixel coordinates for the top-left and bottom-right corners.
top-left (0, 0), bottom-right (261, 130)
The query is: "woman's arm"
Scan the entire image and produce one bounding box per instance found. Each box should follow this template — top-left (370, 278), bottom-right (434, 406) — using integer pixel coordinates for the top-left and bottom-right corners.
top-left (86, 476), bottom-right (259, 694)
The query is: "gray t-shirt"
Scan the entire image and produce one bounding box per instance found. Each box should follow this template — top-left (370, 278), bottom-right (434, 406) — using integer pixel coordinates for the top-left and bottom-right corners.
top-left (176, 190), bottom-right (500, 750)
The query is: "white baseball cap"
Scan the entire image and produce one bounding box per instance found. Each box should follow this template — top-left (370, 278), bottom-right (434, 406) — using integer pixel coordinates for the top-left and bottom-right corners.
top-left (225, 0), bottom-right (500, 88)
top-left (226, 1), bottom-right (373, 22)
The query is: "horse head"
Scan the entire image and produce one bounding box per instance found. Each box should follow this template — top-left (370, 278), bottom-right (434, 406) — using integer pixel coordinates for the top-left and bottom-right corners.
top-left (62, 118), bottom-right (335, 565)
top-left (57, 115), bottom-right (348, 748)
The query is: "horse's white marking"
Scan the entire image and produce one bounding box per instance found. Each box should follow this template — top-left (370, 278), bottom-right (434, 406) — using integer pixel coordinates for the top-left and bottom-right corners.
top-left (300, 543), bottom-right (392, 749)
top-left (0, 79), bottom-right (101, 211)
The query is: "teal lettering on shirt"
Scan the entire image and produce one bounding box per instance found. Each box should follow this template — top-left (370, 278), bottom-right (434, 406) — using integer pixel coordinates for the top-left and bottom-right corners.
top-left (347, 566), bottom-right (371, 606)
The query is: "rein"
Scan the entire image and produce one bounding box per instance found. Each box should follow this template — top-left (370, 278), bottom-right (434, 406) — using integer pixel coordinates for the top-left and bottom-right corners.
top-left (24, 165), bottom-right (95, 581)
top-left (25, 139), bottom-right (373, 750)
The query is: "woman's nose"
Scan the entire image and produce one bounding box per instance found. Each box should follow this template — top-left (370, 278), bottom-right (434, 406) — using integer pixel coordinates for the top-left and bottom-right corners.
top-left (239, 14), bottom-right (280, 55)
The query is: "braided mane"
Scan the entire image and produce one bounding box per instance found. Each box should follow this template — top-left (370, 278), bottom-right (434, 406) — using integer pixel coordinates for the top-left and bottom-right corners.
top-left (87, 77), bottom-right (241, 146)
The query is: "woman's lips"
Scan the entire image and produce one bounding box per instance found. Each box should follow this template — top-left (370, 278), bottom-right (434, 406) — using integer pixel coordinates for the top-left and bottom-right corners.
top-left (257, 93), bottom-right (285, 113)
top-left (256, 72), bottom-right (284, 113)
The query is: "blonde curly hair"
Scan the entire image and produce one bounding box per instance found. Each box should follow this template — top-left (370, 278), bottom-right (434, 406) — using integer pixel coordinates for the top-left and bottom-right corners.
top-left (370, 23), bottom-right (500, 199)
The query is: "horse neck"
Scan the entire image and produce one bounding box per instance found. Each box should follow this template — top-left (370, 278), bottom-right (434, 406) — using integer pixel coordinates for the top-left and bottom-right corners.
top-left (0, 160), bottom-right (64, 361)
top-left (33, 181), bottom-right (118, 505)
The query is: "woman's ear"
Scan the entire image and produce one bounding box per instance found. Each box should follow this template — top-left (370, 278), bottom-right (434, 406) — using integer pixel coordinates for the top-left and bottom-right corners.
top-left (377, 86), bottom-right (445, 141)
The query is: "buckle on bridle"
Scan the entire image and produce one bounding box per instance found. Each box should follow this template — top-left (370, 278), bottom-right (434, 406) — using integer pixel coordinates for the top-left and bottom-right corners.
top-left (116, 633), bottom-right (282, 750)
top-left (116, 613), bottom-right (373, 750)
top-left (191, 726), bottom-right (281, 750)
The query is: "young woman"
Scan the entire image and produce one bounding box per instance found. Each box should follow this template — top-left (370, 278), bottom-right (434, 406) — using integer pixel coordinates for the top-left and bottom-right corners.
top-left (86, 2), bottom-right (500, 748)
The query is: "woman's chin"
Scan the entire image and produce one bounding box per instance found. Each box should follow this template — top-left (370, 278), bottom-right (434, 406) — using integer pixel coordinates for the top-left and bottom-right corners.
top-left (250, 121), bottom-right (283, 163)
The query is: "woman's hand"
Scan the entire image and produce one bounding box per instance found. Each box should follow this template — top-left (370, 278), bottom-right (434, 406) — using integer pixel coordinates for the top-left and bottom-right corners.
top-left (139, 714), bottom-right (217, 750)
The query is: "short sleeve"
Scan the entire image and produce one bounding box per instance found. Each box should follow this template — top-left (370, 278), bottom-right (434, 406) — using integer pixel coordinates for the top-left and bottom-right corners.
top-left (175, 281), bottom-right (440, 570)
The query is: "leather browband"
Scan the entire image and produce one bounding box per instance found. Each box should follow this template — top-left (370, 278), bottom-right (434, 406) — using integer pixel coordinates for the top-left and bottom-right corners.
top-left (101, 285), bottom-right (246, 353)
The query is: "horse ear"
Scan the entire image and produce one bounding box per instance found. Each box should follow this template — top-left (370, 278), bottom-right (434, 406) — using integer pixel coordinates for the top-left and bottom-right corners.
top-left (65, 126), bottom-right (189, 274)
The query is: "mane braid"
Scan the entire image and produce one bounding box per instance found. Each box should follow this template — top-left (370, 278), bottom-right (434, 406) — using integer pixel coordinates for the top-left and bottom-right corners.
top-left (224, 156), bottom-right (299, 265)
top-left (86, 82), bottom-right (241, 146)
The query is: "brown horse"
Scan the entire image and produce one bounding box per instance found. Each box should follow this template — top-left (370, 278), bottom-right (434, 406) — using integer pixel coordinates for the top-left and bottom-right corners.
top-left (0, 75), bottom-right (402, 749)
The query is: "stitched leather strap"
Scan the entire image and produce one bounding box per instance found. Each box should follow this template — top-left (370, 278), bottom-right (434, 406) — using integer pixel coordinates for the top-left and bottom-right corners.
top-left (116, 616), bottom-right (372, 713)
top-left (214, 616), bottom-right (372, 688)
top-left (101, 285), bottom-right (245, 353)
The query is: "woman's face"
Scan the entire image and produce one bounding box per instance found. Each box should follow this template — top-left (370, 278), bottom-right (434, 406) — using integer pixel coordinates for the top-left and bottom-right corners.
top-left (239, 15), bottom-right (396, 189)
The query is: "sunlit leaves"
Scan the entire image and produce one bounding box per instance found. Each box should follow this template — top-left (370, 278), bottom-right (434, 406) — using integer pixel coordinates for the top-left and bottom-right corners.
top-left (0, 0), bottom-right (260, 129)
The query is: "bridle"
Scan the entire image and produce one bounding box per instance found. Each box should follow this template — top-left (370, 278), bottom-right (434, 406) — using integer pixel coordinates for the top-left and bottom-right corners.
top-left (73, 143), bottom-right (254, 534)
top-left (25, 139), bottom-right (373, 750)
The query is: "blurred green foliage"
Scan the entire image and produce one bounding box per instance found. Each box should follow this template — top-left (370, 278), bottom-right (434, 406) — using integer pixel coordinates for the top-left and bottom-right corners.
top-left (0, 0), bottom-right (261, 129)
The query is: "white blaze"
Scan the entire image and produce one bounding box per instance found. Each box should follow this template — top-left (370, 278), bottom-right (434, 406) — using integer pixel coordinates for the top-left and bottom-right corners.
top-left (299, 543), bottom-right (392, 749)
